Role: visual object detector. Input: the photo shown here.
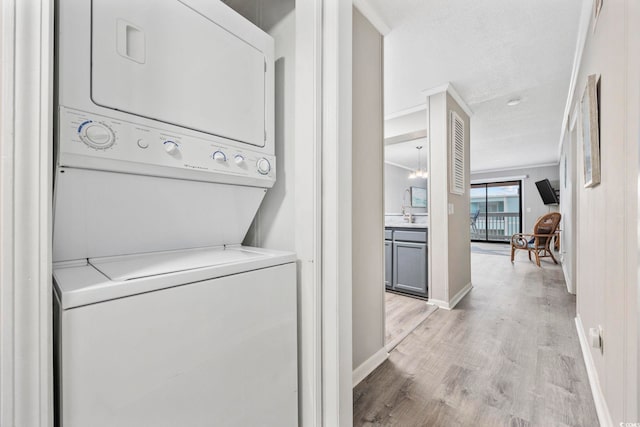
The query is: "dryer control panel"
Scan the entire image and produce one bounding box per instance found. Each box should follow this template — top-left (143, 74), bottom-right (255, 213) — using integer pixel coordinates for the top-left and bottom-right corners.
top-left (57, 107), bottom-right (276, 187)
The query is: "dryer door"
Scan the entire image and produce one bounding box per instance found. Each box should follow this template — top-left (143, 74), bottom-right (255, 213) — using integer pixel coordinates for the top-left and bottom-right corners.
top-left (91, 0), bottom-right (272, 147)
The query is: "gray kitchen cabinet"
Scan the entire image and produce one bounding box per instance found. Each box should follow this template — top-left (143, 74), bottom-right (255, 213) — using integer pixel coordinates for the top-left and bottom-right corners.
top-left (384, 240), bottom-right (392, 289)
top-left (392, 241), bottom-right (427, 296)
top-left (384, 227), bottom-right (428, 298)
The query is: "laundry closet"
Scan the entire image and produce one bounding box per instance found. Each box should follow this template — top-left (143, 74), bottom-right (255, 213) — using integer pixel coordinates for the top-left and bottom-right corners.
top-left (52, 1), bottom-right (298, 425)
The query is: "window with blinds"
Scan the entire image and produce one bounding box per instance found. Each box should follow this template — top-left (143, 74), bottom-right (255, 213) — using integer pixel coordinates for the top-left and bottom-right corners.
top-left (450, 111), bottom-right (465, 195)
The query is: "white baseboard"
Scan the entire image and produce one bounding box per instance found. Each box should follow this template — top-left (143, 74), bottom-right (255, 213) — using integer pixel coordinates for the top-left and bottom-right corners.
top-left (575, 315), bottom-right (613, 427)
top-left (429, 282), bottom-right (473, 310)
top-left (449, 282), bottom-right (473, 309)
top-left (562, 263), bottom-right (575, 295)
top-left (427, 299), bottom-right (450, 310)
top-left (352, 347), bottom-right (388, 388)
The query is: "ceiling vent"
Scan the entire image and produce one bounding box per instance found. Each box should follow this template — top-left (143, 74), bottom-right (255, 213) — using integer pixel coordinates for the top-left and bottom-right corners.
top-left (450, 111), bottom-right (465, 195)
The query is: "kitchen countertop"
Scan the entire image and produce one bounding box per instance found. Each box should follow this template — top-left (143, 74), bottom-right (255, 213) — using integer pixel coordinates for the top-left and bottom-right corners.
top-left (385, 223), bottom-right (428, 229)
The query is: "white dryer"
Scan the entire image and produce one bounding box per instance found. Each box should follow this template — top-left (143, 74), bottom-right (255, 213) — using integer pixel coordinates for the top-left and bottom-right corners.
top-left (53, 1), bottom-right (296, 426)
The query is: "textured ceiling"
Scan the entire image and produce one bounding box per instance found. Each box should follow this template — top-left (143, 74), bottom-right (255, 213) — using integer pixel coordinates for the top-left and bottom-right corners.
top-left (369, 0), bottom-right (583, 172)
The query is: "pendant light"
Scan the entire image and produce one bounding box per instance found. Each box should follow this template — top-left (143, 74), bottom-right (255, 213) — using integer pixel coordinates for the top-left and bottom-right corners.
top-left (409, 145), bottom-right (428, 179)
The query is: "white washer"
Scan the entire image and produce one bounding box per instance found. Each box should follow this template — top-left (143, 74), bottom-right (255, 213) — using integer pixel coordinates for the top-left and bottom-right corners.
top-left (53, 1), bottom-right (296, 425)
top-left (54, 246), bottom-right (297, 427)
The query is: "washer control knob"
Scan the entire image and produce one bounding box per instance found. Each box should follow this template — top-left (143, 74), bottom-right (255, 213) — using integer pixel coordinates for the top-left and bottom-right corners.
top-left (164, 140), bottom-right (179, 155)
top-left (257, 158), bottom-right (271, 175)
top-left (234, 154), bottom-right (245, 165)
top-left (213, 151), bottom-right (227, 162)
top-left (78, 121), bottom-right (115, 149)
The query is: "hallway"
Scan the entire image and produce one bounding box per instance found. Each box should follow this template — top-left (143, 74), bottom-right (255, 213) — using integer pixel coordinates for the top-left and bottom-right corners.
top-left (353, 245), bottom-right (598, 426)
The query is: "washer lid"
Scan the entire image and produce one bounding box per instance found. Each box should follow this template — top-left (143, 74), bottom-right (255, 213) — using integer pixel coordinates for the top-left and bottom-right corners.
top-left (90, 246), bottom-right (272, 281)
top-left (53, 245), bottom-right (296, 309)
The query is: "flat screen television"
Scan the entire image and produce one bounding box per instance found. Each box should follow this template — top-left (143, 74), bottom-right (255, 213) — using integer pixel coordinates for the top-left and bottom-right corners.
top-left (535, 179), bottom-right (559, 205)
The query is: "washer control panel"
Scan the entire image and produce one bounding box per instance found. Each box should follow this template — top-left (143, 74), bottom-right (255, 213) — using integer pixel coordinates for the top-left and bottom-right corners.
top-left (58, 107), bottom-right (276, 185)
top-left (78, 120), bottom-right (116, 149)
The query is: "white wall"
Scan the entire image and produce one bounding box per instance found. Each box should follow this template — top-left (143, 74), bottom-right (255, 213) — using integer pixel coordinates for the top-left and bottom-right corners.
top-left (244, 11), bottom-right (296, 251)
top-left (351, 7), bottom-right (385, 376)
top-left (445, 93), bottom-right (472, 302)
top-left (470, 165), bottom-right (560, 234)
top-left (384, 162), bottom-right (427, 214)
top-left (428, 90), bottom-right (471, 307)
top-left (560, 127), bottom-right (577, 294)
top-left (569, 0), bottom-right (639, 423)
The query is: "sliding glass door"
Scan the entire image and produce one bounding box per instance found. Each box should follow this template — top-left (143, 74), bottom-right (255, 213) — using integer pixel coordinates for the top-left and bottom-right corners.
top-left (470, 180), bottom-right (522, 242)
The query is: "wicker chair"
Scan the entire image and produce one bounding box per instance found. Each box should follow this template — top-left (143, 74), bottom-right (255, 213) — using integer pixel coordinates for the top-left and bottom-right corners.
top-left (470, 210), bottom-right (480, 233)
top-left (510, 212), bottom-right (561, 267)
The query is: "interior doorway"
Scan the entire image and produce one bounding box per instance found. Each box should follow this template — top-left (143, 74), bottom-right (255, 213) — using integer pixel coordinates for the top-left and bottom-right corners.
top-left (470, 180), bottom-right (522, 243)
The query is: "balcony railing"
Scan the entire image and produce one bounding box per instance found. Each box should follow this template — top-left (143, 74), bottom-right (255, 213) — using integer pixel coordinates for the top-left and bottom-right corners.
top-left (470, 212), bottom-right (520, 242)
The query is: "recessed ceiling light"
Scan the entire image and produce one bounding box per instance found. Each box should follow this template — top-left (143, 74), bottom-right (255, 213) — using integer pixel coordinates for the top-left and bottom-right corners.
top-left (507, 97), bottom-right (522, 106)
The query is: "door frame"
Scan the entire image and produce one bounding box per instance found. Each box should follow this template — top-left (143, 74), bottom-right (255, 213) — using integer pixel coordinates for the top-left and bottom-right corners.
top-left (1, 1), bottom-right (354, 426)
top-left (296, 0), bottom-right (353, 425)
top-left (0, 0), bottom-right (55, 426)
top-left (470, 180), bottom-right (523, 243)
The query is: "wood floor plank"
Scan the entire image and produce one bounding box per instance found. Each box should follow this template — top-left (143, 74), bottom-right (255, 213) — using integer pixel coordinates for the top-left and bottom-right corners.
top-left (385, 292), bottom-right (438, 350)
top-left (354, 243), bottom-right (599, 427)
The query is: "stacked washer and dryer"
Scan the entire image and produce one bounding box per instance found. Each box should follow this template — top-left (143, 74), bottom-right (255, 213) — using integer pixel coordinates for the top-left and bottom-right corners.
top-left (53, 1), bottom-right (297, 426)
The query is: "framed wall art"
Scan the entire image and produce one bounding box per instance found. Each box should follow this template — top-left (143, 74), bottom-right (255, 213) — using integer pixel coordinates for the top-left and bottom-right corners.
top-left (410, 186), bottom-right (427, 208)
top-left (581, 74), bottom-right (600, 188)
top-left (593, 0), bottom-right (603, 32)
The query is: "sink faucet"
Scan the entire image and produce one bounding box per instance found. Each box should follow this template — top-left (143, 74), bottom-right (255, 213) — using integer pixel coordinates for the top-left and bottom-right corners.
top-left (401, 189), bottom-right (414, 223)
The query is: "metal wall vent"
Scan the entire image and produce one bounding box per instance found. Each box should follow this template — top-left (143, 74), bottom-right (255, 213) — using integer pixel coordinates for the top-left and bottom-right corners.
top-left (450, 111), bottom-right (465, 195)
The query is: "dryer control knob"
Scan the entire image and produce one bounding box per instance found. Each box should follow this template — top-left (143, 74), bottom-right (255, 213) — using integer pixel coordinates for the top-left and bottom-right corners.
top-left (257, 158), bottom-right (271, 175)
top-left (234, 154), bottom-right (245, 165)
top-left (212, 151), bottom-right (227, 162)
top-left (78, 121), bottom-right (115, 150)
top-left (164, 141), bottom-right (179, 155)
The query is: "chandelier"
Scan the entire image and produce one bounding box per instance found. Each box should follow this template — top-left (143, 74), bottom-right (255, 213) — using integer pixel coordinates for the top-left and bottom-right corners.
top-left (408, 145), bottom-right (428, 179)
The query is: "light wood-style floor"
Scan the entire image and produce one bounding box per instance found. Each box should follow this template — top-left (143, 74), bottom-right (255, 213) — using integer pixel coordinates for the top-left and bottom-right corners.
top-left (354, 244), bottom-right (598, 427)
top-left (386, 292), bottom-right (438, 351)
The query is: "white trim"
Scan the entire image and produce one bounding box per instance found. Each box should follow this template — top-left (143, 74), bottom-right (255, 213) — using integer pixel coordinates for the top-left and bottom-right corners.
top-left (384, 129), bottom-right (428, 146)
top-left (471, 162), bottom-right (560, 175)
top-left (352, 0), bottom-right (391, 36)
top-left (557, 0), bottom-right (593, 159)
top-left (448, 282), bottom-right (473, 310)
top-left (320, 1), bottom-right (353, 425)
top-left (429, 282), bottom-right (473, 310)
top-left (352, 347), bottom-right (388, 388)
top-left (421, 83), bottom-right (474, 118)
top-left (384, 160), bottom-right (414, 171)
top-left (470, 175), bottom-right (528, 184)
top-left (384, 103), bottom-right (427, 121)
top-left (575, 316), bottom-right (613, 427)
top-left (562, 263), bottom-right (575, 295)
top-left (570, 101), bottom-right (580, 132)
top-left (444, 84), bottom-right (473, 118)
top-left (0, 0), bottom-right (54, 425)
top-left (422, 83), bottom-right (451, 98)
top-left (294, 1), bottom-right (323, 425)
top-left (428, 299), bottom-right (450, 310)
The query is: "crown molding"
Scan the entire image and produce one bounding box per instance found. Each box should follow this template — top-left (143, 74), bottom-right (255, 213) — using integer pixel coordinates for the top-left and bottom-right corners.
top-left (470, 162), bottom-right (559, 175)
top-left (557, 0), bottom-right (593, 159)
top-left (353, 0), bottom-right (391, 36)
top-left (421, 82), bottom-right (473, 118)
